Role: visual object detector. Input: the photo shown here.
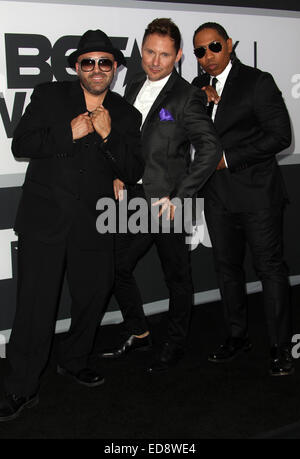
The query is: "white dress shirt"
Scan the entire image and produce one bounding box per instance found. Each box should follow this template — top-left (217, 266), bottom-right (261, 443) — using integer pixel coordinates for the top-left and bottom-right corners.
top-left (210, 61), bottom-right (232, 167)
top-left (134, 73), bottom-right (172, 183)
top-left (134, 73), bottom-right (172, 125)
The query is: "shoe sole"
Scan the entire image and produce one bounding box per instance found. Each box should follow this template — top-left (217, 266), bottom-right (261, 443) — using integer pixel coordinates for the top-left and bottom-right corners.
top-left (0, 395), bottom-right (39, 422)
top-left (100, 345), bottom-right (152, 359)
top-left (270, 367), bottom-right (295, 377)
top-left (147, 363), bottom-right (176, 374)
top-left (57, 366), bottom-right (105, 387)
top-left (208, 343), bottom-right (253, 363)
top-left (147, 355), bottom-right (183, 374)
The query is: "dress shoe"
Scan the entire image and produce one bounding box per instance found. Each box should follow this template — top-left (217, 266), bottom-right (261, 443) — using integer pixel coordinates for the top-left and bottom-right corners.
top-left (57, 365), bottom-right (105, 387)
top-left (0, 393), bottom-right (39, 422)
top-left (147, 342), bottom-right (184, 373)
top-left (270, 345), bottom-right (294, 376)
top-left (208, 337), bottom-right (253, 363)
top-left (100, 334), bottom-right (152, 359)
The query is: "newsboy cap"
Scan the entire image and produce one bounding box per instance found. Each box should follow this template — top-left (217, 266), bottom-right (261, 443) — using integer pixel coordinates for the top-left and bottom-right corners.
top-left (68, 29), bottom-right (126, 68)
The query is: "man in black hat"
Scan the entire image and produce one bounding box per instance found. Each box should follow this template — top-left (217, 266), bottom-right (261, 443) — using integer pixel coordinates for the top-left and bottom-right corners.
top-left (0, 30), bottom-right (143, 421)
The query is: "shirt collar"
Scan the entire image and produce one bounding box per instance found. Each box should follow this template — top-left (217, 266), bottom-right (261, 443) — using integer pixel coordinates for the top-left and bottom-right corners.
top-left (211, 61), bottom-right (232, 86)
top-left (144, 72), bottom-right (172, 89)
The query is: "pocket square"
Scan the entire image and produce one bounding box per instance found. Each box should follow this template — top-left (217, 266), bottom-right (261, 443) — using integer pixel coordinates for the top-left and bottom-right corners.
top-left (159, 108), bottom-right (174, 121)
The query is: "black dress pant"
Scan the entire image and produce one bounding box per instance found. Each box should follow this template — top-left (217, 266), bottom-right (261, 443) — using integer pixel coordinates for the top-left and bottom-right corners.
top-left (114, 223), bottom-right (193, 349)
top-left (5, 232), bottom-right (114, 397)
top-left (205, 201), bottom-right (291, 347)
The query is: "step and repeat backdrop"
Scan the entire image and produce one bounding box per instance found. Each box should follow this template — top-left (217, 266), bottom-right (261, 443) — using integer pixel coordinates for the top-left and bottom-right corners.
top-left (0, 0), bottom-right (299, 337)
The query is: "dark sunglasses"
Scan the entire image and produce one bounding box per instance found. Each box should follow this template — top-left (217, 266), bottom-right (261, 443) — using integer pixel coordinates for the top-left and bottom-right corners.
top-left (79, 58), bottom-right (114, 72)
top-left (193, 41), bottom-right (222, 59)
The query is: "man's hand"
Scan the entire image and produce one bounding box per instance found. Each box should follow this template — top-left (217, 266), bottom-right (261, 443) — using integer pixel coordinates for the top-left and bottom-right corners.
top-left (113, 178), bottom-right (125, 201)
top-left (71, 112), bottom-right (94, 140)
top-left (216, 156), bottom-right (226, 170)
top-left (202, 85), bottom-right (220, 104)
top-left (90, 105), bottom-right (111, 140)
top-left (152, 196), bottom-right (176, 221)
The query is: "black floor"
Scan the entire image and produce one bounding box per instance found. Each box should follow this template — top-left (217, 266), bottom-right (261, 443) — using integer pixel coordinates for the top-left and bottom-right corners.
top-left (0, 286), bottom-right (300, 439)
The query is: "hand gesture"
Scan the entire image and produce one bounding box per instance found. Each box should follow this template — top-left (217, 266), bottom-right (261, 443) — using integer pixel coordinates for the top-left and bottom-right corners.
top-left (113, 178), bottom-right (125, 201)
top-left (216, 156), bottom-right (226, 170)
top-left (71, 112), bottom-right (94, 140)
top-left (152, 196), bottom-right (176, 221)
top-left (90, 105), bottom-right (111, 140)
top-left (202, 85), bottom-right (220, 104)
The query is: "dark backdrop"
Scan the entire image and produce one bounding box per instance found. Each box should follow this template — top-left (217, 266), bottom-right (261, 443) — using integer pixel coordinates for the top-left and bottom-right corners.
top-left (135, 0), bottom-right (300, 11)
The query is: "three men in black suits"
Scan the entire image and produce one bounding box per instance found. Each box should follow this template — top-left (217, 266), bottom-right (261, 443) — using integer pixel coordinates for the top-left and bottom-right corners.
top-left (192, 22), bottom-right (293, 376)
top-left (101, 18), bottom-right (222, 371)
top-left (0, 30), bottom-right (144, 421)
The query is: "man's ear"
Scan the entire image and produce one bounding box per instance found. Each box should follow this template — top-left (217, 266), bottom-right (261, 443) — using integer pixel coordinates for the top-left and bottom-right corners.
top-left (176, 48), bottom-right (183, 63)
top-left (227, 38), bottom-right (233, 54)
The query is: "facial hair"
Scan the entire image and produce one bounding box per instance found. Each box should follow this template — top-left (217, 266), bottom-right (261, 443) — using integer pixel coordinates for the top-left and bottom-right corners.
top-left (79, 70), bottom-right (114, 96)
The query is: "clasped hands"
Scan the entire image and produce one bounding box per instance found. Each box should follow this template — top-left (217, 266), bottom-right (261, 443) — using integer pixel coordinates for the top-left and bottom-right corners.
top-left (113, 179), bottom-right (176, 220)
top-left (71, 105), bottom-right (111, 141)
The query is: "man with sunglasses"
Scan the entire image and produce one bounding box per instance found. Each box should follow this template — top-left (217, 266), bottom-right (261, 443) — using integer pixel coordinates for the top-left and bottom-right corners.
top-left (0, 29), bottom-right (144, 421)
top-left (192, 22), bottom-right (293, 376)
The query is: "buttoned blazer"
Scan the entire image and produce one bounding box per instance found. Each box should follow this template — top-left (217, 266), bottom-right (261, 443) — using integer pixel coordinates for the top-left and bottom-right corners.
top-left (12, 80), bottom-right (143, 246)
top-left (125, 69), bottom-right (222, 202)
top-left (192, 60), bottom-right (292, 211)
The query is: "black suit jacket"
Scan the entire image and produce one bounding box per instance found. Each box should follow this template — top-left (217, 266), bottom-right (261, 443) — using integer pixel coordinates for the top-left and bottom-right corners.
top-left (192, 61), bottom-right (291, 212)
top-left (125, 69), bottom-right (222, 202)
top-left (12, 80), bottom-right (143, 247)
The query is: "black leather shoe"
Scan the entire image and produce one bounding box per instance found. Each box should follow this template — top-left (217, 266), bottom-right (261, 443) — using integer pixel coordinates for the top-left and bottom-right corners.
top-left (0, 393), bottom-right (39, 422)
top-left (270, 345), bottom-right (295, 376)
top-left (147, 342), bottom-right (184, 373)
top-left (208, 337), bottom-right (253, 363)
top-left (57, 366), bottom-right (105, 387)
top-left (100, 334), bottom-right (152, 359)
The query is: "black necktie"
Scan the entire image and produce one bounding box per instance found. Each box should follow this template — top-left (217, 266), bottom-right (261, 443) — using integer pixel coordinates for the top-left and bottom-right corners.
top-left (206, 77), bottom-right (218, 118)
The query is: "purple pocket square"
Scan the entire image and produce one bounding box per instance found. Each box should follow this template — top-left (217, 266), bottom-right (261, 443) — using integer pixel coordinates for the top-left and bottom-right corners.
top-left (159, 108), bottom-right (174, 121)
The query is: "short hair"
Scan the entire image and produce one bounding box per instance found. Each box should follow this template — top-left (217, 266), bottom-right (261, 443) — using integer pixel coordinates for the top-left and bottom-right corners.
top-left (193, 22), bottom-right (237, 60)
top-left (142, 18), bottom-right (181, 54)
top-left (193, 22), bottom-right (229, 45)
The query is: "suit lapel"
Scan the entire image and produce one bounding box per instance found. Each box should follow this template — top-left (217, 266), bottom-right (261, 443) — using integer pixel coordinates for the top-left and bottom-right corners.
top-left (142, 71), bottom-right (178, 130)
top-left (125, 76), bottom-right (146, 105)
top-left (199, 73), bottom-right (210, 87)
top-left (68, 80), bottom-right (87, 117)
top-left (102, 89), bottom-right (114, 111)
top-left (102, 90), bottom-right (122, 129)
top-left (214, 61), bottom-right (240, 129)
